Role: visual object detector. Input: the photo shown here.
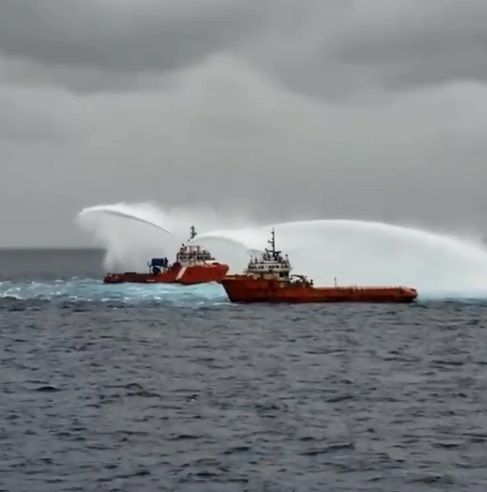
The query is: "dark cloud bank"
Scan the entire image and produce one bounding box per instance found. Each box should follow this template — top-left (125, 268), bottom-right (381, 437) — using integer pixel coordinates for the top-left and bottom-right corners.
top-left (0, 0), bottom-right (485, 246)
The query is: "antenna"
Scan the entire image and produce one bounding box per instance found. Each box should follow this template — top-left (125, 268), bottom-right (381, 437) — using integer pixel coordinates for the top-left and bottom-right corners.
top-left (267, 228), bottom-right (276, 253)
top-left (266, 227), bottom-right (282, 260)
top-left (189, 225), bottom-right (197, 241)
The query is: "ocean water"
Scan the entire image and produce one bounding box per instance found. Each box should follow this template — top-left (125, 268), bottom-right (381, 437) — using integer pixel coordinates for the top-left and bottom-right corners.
top-left (2, 250), bottom-right (487, 491)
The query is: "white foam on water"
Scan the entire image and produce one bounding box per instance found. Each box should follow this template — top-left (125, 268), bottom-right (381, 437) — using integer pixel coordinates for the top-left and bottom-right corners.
top-left (0, 278), bottom-right (227, 304)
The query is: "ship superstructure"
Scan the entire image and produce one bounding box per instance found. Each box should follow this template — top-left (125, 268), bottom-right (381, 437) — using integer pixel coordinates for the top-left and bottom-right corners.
top-left (221, 229), bottom-right (417, 303)
top-left (104, 226), bottom-right (229, 285)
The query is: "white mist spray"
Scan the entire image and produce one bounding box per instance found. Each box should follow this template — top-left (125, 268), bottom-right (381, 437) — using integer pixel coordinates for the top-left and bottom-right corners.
top-left (76, 202), bottom-right (253, 272)
top-left (77, 202), bottom-right (487, 298)
top-left (197, 221), bottom-right (487, 297)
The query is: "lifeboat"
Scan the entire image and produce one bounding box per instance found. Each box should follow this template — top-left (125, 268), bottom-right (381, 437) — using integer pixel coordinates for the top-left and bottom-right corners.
top-left (221, 229), bottom-right (418, 303)
top-left (103, 226), bottom-right (229, 285)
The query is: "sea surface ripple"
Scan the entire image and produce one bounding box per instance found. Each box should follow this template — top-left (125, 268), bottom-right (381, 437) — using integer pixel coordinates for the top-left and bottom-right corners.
top-left (1, 250), bottom-right (487, 491)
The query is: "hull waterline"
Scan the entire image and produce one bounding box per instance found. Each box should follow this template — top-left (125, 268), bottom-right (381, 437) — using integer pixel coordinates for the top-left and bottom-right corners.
top-left (104, 263), bottom-right (229, 285)
top-left (221, 276), bottom-right (418, 303)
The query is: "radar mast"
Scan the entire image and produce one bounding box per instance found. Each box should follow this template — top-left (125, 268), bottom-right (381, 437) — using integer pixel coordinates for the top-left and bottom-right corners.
top-left (266, 228), bottom-right (281, 260)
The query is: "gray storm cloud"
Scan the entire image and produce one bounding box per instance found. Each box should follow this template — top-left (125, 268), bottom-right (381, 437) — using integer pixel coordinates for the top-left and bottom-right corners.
top-left (1, 0), bottom-right (486, 94)
top-left (0, 0), bottom-right (265, 90)
top-left (0, 0), bottom-right (485, 246)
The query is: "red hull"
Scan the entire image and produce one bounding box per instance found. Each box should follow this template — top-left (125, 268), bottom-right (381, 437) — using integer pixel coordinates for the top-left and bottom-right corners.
top-left (221, 276), bottom-right (418, 303)
top-left (104, 263), bottom-right (229, 285)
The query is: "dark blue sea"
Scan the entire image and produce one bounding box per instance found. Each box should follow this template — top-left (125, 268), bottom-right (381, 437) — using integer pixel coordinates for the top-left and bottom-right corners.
top-left (1, 249), bottom-right (487, 491)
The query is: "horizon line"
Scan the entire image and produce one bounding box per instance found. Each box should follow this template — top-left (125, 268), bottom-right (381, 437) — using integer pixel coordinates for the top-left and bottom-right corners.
top-left (0, 246), bottom-right (104, 251)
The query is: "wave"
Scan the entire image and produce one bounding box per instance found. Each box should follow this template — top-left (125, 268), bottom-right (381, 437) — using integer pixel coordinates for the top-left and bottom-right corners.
top-left (0, 279), bottom-right (227, 305)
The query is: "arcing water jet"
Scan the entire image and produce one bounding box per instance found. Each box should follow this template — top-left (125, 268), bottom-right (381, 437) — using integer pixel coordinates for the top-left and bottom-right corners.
top-left (77, 203), bottom-right (177, 271)
top-left (192, 220), bottom-right (487, 296)
top-left (76, 202), bottom-right (487, 297)
top-left (79, 203), bottom-right (173, 234)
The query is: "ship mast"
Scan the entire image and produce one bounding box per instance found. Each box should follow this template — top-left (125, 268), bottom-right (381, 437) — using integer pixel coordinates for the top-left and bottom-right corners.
top-left (189, 225), bottom-right (197, 241)
top-left (268, 228), bottom-right (275, 252)
top-left (266, 228), bottom-right (281, 260)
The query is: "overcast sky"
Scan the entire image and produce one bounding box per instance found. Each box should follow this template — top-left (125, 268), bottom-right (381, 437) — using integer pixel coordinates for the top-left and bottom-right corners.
top-left (1, 0), bottom-right (486, 246)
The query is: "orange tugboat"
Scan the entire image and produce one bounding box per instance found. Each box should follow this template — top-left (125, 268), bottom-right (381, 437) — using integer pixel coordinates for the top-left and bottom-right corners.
top-left (221, 229), bottom-right (418, 303)
top-left (104, 226), bottom-right (229, 285)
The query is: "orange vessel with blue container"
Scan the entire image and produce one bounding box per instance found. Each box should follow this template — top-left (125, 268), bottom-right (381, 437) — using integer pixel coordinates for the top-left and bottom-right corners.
top-left (104, 226), bottom-right (229, 285)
